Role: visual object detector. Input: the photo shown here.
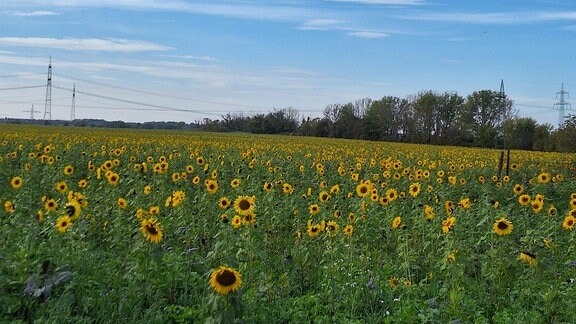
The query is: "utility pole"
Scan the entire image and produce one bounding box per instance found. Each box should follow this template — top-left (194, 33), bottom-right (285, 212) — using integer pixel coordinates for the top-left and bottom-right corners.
top-left (43, 56), bottom-right (53, 120)
top-left (71, 83), bottom-right (76, 121)
top-left (554, 83), bottom-right (571, 126)
top-left (23, 104), bottom-right (41, 120)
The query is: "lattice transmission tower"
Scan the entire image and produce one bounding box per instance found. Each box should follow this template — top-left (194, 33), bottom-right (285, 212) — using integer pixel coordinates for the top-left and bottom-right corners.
top-left (553, 83), bottom-right (571, 126)
top-left (43, 57), bottom-right (53, 120)
top-left (71, 84), bottom-right (76, 121)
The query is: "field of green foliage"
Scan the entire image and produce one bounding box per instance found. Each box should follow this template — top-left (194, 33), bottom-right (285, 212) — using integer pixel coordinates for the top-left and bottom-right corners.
top-left (0, 124), bottom-right (575, 323)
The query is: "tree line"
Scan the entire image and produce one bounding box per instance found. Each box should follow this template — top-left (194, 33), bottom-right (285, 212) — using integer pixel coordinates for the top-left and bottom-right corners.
top-left (201, 89), bottom-right (576, 153)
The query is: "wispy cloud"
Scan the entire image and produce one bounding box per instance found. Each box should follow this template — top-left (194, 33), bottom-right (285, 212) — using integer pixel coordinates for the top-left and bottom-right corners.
top-left (160, 54), bottom-right (218, 62)
top-left (327, 0), bottom-right (425, 4)
top-left (4, 10), bottom-right (59, 16)
top-left (2, 1), bottom-right (314, 22)
top-left (0, 37), bottom-right (172, 52)
top-left (400, 11), bottom-right (576, 25)
top-left (297, 19), bottom-right (343, 31)
top-left (347, 31), bottom-right (388, 38)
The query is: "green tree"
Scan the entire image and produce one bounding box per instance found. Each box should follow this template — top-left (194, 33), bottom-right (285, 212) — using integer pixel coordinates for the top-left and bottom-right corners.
top-left (551, 114), bottom-right (576, 152)
top-left (363, 96), bottom-right (408, 141)
top-left (463, 90), bottom-right (515, 147)
top-left (503, 117), bottom-right (537, 150)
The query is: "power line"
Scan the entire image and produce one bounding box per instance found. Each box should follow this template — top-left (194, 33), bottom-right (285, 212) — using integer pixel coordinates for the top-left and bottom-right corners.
top-left (0, 85), bottom-right (45, 91)
top-left (52, 84), bottom-right (222, 116)
top-left (54, 72), bottom-right (274, 110)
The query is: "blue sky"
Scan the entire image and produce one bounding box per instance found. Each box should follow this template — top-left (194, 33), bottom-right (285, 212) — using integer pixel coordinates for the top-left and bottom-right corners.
top-left (1, 0), bottom-right (575, 126)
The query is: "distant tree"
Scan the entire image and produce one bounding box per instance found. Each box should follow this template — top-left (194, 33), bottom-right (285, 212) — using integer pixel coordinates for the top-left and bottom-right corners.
top-left (462, 90), bottom-right (515, 147)
top-left (333, 103), bottom-right (362, 139)
top-left (434, 92), bottom-right (465, 145)
top-left (503, 117), bottom-right (537, 150)
top-left (363, 96), bottom-right (407, 141)
top-left (552, 114), bottom-right (576, 152)
top-left (532, 123), bottom-right (553, 151)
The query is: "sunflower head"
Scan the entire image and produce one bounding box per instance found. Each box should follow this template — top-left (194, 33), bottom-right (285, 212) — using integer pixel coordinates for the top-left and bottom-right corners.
top-left (233, 195), bottom-right (255, 216)
top-left (493, 217), bottom-right (513, 236)
top-left (140, 218), bottom-right (163, 243)
top-left (209, 266), bottom-right (242, 295)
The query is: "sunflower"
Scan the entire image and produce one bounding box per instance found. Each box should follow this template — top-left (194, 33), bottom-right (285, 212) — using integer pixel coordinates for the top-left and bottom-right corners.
top-left (318, 191), bottom-right (331, 203)
top-left (409, 182), bottom-right (421, 197)
top-left (356, 183), bottom-right (371, 198)
top-left (343, 224), bottom-right (354, 236)
top-left (117, 197), bottom-right (128, 209)
top-left (232, 196), bottom-right (254, 216)
top-left (4, 201), bottom-right (15, 214)
top-left (56, 215), bottom-right (72, 233)
top-left (570, 198), bottom-right (576, 210)
top-left (386, 188), bottom-right (398, 202)
top-left (149, 206), bottom-right (160, 215)
top-left (36, 210), bottom-right (44, 223)
top-left (44, 198), bottom-right (57, 212)
top-left (64, 200), bottom-right (82, 220)
top-left (392, 216), bottom-right (402, 230)
top-left (530, 200), bottom-right (543, 213)
top-left (442, 217), bottom-right (456, 233)
top-left (329, 184), bottom-right (340, 195)
top-left (537, 172), bottom-right (551, 184)
top-left (171, 172), bottom-right (180, 183)
top-left (231, 215), bottom-right (243, 229)
top-left (512, 184), bottom-right (524, 195)
top-left (307, 223), bottom-right (321, 237)
top-left (547, 205), bottom-right (557, 217)
top-left (282, 183), bottom-right (294, 194)
top-left (209, 266), bottom-right (242, 295)
top-left (196, 156), bottom-right (205, 165)
top-left (493, 217), bottom-right (513, 236)
top-left (424, 205), bottom-right (435, 221)
top-left (140, 218), bottom-right (163, 243)
top-left (205, 179), bottom-right (219, 194)
top-left (519, 251), bottom-right (537, 267)
top-left (218, 197), bottom-right (231, 210)
top-left (458, 198), bottom-right (471, 210)
top-left (106, 172), bottom-right (120, 186)
top-left (10, 176), bottom-right (23, 189)
top-left (262, 181), bottom-right (274, 192)
top-left (325, 220), bottom-right (339, 237)
top-left (562, 215), bottom-right (575, 230)
top-left (192, 176), bottom-right (201, 185)
top-left (518, 194), bottom-right (531, 206)
top-left (78, 179), bottom-right (88, 189)
top-left (55, 181), bottom-right (68, 194)
top-left (309, 204), bottom-right (320, 215)
top-left (63, 165), bottom-right (74, 176)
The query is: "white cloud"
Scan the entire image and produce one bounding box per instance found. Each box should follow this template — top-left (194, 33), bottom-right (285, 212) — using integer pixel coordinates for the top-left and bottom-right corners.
top-left (400, 11), bottom-right (576, 25)
top-left (5, 10), bottom-right (59, 16)
top-left (347, 31), bottom-right (388, 38)
top-left (327, 0), bottom-right (425, 4)
top-left (0, 37), bottom-right (172, 52)
top-left (297, 19), bottom-right (343, 30)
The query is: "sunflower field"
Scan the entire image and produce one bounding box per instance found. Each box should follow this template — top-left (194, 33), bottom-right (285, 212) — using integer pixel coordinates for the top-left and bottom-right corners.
top-left (1, 124), bottom-right (575, 323)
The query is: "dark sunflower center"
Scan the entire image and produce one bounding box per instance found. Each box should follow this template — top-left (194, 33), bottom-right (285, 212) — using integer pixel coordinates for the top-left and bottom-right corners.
top-left (209, 184), bottom-right (215, 190)
top-left (65, 205), bottom-right (76, 216)
top-left (238, 199), bottom-right (250, 210)
top-left (147, 224), bottom-right (158, 235)
top-left (568, 220), bottom-right (574, 226)
top-left (360, 186), bottom-right (368, 194)
top-left (497, 221), bottom-right (508, 230)
top-left (311, 227), bottom-right (318, 233)
top-left (216, 270), bottom-right (237, 286)
top-left (61, 221), bottom-right (68, 227)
